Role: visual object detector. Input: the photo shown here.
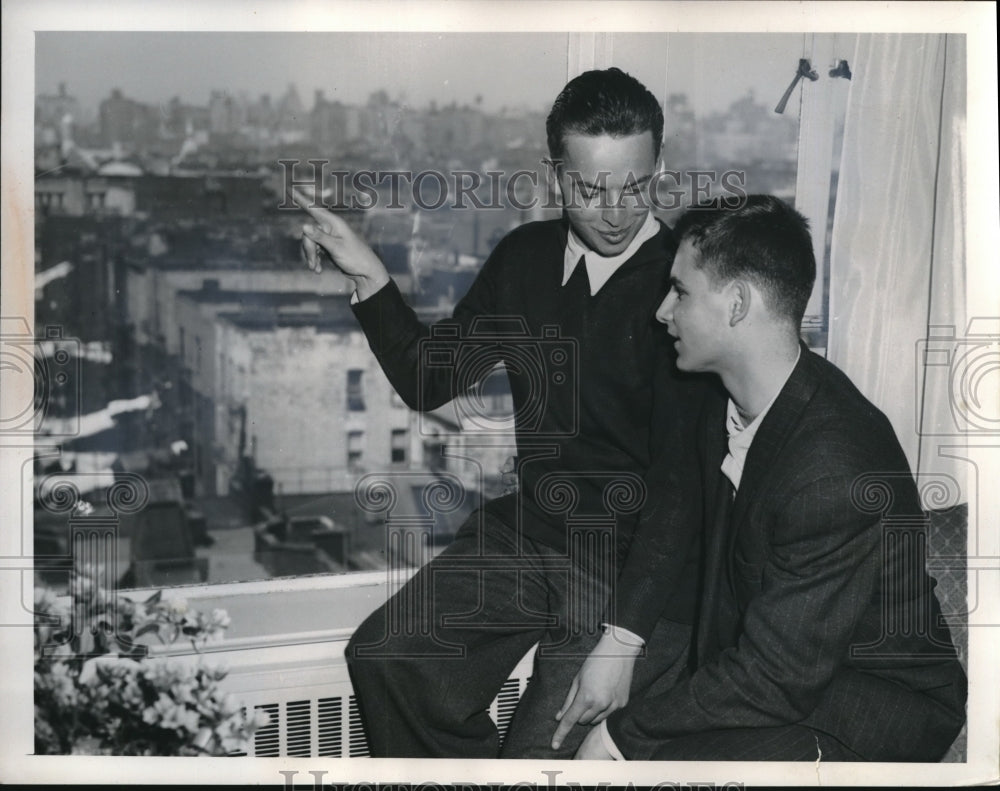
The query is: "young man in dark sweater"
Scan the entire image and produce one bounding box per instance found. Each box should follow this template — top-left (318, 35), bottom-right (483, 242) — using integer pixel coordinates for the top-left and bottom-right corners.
top-left (291, 68), bottom-right (699, 758)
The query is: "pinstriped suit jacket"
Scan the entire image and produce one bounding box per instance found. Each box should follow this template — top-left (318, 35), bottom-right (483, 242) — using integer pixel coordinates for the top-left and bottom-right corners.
top-left (606, 346), bottom-right (967, 760)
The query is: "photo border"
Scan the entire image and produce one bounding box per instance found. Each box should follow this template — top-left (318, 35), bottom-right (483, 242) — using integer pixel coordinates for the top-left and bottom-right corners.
top-left (2, 1), bottom-right (998, 786)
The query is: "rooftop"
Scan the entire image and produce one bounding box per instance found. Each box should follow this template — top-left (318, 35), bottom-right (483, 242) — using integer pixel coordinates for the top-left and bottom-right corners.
top-left (218, 311), bottom-right (359, 332)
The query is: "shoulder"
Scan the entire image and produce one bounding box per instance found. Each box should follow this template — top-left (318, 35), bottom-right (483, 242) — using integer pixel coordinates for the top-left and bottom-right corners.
top-left (475, 219), bottom-right (566, 281)
top-left (493, 219), bottom-right (567, 254)
top-left (801, 352), bottom-right (898, 442)
top-left (775, 351), bottom-right (914, 486)
top-left (653, 218), bottom-right (679, 255)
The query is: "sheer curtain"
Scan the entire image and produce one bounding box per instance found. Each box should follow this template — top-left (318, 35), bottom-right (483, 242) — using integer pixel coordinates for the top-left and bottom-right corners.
top-left (828, 33), bottom-right (967, 489)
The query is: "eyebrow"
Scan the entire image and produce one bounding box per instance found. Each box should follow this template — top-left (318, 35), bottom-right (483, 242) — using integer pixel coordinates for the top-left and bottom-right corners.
top-left (669, 275), bottom-right (686, 289)
top-left (571, 173), bottom-right (654, 192)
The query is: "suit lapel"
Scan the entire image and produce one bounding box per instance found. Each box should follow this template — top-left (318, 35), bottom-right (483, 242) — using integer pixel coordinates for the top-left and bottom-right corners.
top-left (696, 345), bottom-right (819, 666)
top-left (695, 394), bottom-right (731, 665)
top-left (729, 346), bottom-right (821, 532)
top-left (697, 347), bottom-right (821, 666)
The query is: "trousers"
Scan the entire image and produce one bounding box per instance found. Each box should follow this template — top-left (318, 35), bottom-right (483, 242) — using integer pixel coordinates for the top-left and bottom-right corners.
top-left (346, 507), bottom-right (688, 758)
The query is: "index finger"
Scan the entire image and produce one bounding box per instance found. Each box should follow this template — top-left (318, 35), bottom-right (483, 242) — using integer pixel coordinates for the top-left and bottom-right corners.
top-left (288, 186), bottom-right (339, 226)
top-left (551, 698), bottom-right (587, 750)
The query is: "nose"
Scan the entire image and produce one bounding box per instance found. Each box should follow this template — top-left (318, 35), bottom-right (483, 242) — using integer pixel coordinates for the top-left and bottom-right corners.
top-left (655, 291), bottom-right (676, 325)
top-left (601, 200), bottom-right (628, 228)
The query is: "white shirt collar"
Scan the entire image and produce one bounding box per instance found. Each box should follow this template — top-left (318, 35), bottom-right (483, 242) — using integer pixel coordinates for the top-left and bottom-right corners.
top-left (720, 347), bottom-right (802, 490)
top-left (562, 213), bottom-right (659, 296)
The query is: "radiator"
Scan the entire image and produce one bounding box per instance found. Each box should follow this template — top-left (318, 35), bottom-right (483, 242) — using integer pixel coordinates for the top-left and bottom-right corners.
top-left (235, 676), bottom-right (530, 757)
top-left (199, 635), bottom-right (536, 758)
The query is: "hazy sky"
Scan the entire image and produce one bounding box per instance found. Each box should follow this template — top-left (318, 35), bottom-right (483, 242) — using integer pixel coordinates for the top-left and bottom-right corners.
top-left (36, 31), bottom-right (819, 119)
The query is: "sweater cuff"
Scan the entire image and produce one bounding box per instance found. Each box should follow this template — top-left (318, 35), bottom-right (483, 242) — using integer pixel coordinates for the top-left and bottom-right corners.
top-left (600, 623), bottom-right (645, 650)
top-left (350, 276), bottom-right (398, 315)
top-left (604, 581), bottom-right (661, 644)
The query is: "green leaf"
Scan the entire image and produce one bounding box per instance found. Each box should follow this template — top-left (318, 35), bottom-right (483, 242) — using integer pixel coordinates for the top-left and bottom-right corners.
top-left (143, 590), bottom-right (162, 606)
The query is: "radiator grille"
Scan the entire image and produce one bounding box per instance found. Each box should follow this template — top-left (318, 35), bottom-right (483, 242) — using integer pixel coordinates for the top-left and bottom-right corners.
top-left (242, 678), bottom-right (529, 757)
top-left (286, 699), bottom-right (312, 757)
top-left (347, 695), bottom-right (370, 757)
top-left (317, 696), bottom-right (343, 757)
top-left (253, 702), bottom-right (281, 757)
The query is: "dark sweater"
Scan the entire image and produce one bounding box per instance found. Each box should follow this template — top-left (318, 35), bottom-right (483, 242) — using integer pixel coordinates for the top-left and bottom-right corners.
top-left (351, 217), bottom-right (683, 555)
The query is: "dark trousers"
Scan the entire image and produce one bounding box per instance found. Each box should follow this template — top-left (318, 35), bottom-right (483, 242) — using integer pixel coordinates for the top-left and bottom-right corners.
top-left (620, 660), bottom-right (965, 761)
top-left (346, 508), bottom-right (629, 758)
top-left (649, 725), bottom-right (864, 761)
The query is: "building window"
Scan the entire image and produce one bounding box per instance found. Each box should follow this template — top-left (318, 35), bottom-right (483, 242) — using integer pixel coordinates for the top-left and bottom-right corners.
top-left (391, 429), bottom-right (408, 465)
top-left (37, 191), bottom-right (65, 211)
top-left (347, 430), bottom-right (364, 470)
top-left (346, 369), bottom-right (365, 411)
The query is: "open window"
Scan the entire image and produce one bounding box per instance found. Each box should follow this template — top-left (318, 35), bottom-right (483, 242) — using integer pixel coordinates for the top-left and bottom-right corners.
top-left (33, 31), bottom-right (852, 593)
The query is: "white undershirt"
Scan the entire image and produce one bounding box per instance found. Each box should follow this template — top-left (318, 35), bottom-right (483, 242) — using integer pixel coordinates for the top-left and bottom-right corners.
top-left (721, 347), bottom-right (801, 491)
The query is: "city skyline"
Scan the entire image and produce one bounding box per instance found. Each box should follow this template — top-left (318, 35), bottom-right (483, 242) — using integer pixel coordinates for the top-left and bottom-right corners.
top-left (36, 31), bottom-right (812, 121)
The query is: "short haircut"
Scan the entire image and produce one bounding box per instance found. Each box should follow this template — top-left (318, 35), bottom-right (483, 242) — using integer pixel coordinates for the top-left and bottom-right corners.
top-left (546, 67), bottom-right (663, 161)
top-left (673, 195), bottom-right (816, 327)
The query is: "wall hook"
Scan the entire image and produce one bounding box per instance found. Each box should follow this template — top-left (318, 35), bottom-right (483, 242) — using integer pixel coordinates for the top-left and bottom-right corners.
top-left (775, 58), bottom-right (819, 114)
top-left (829, 59), bottom-right (852, 80)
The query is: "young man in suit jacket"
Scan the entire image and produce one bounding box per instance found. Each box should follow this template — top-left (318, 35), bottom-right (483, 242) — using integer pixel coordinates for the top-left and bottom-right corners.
top-left (564, 195), bottom-right (966, 761)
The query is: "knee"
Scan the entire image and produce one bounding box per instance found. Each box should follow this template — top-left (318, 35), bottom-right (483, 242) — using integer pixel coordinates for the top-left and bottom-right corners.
top-left (346, 606), bottom-right (388, 666)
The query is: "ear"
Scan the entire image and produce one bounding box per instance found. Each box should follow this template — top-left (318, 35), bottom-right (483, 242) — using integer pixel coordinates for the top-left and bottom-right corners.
top-left (729, 280), bottom-right (751, 326)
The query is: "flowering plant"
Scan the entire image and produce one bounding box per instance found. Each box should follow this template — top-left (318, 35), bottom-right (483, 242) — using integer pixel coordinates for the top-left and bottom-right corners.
top-left (34, 566), bottom-right (268, 755)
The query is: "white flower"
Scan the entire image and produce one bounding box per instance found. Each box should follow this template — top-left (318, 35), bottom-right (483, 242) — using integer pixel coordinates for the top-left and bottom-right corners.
top-left (193, 727), bottom-right (214, 749)
top-left (252, 709), bottom-right (271, 729)
top-left (208, 609), bottom-right (231, 635)
top-left (219, 693), bottom-right (241, 717)
top-left (79, 655), bottom-right (140, 685)
top-left (34, 580), bottom-right (259, 756)
top-left (34, 587), bottom-right (61, 612)
top-left (165, 598), bottom-right (189, 616)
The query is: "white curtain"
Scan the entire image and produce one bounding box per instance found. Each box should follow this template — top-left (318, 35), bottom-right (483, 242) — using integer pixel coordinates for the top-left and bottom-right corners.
top-left (828, 34), bottom-right (967, 491)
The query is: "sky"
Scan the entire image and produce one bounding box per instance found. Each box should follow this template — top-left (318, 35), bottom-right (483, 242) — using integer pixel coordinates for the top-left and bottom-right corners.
top-left (35, 31), bottom-right (820, 120)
